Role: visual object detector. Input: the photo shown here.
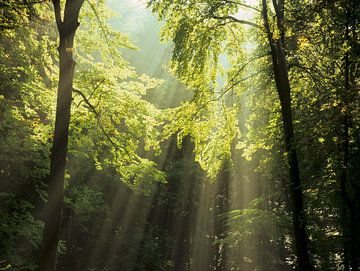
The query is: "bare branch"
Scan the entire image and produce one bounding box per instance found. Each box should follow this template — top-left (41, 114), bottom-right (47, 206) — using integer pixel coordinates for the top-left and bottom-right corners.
top-left (212, 69), bottom-right (266, 102)
top-left (212, 15), bottom-right (260, 28)
top-left (199, 69), bottom-right (266, 109)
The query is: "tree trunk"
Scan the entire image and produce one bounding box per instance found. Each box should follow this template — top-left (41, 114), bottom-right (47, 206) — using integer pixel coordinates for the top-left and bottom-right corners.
top-left (341, 6), bottom-right (358, 268)
top-left (261, 1), bottom-right (314, 270)
top-left (273, 44), bottom-right (313, 271)
top-left (39, 1), bottom-right (84, 270)
top-left (212, 161), bottom-right (230, 271)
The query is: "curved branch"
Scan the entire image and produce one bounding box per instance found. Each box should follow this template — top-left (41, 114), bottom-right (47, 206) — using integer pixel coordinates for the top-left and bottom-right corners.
top-left (73, 88), bottom-right (119, 151)
top-left (72, 88), bottom-right (141, 164)
top-left (199, 69), bottom-right (267, 109)
top-left (212, 15), bottom-right (260, 28)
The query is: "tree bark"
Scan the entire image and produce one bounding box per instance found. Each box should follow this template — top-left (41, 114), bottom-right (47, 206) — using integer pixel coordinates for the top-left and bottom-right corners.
top-left (39, 1), bottom-right (84, 270)
top-left (261, 1), bottom-right (314, 270)
top-left (340, 4), bottom-right (358, 268)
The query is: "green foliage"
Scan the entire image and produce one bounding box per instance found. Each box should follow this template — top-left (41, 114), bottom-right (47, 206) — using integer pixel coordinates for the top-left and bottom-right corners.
top-left (0, 6), bottom-right (54, 266)
top-left (227, 198), bottom-right (290, 234)
top-left (149, 0), bottom-right (257, 179)
top-left (1, 0), bottom-right (359, 270)
top-left (0, 0), bottom-right (45, 31)
top-left (0, 193), bottom-right (43, 270)
top-left (151, 0), bottom-right (360, 270)
top-left (0, 0), bottom-right (167, 268)
top-left (160, 101), bottom-right (239, 178)
top-left (68, 0), bottom-right (166, 193)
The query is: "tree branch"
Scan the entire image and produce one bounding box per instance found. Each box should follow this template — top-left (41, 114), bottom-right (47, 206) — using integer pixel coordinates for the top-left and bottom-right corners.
top-left (72, 88), bottom-right (140, 163)
top-left (199, 69), bottom-right (266, 109)
top-left (86, 0), bottom-right (124, 60)
top-left (212, 15), bottom-right (260, 29)
top-left (225, 0), bottom-right (261, 13)
top-left (73, 88), bottom-right (119, 151)
top-left (76, 78), bottom-right (106, 108)
top-left (288, 62), bottom-right (324, 95)
top-left (52, 0), bottom-right (62, 30)
top-left (212, 69), bottom-right (266, 102)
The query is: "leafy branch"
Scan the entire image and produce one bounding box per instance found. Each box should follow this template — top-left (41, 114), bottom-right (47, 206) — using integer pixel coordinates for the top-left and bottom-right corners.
top-left (72, 87), bottom-right (139, 163)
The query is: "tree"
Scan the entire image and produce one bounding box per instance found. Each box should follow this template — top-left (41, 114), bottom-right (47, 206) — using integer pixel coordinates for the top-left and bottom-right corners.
top-left (39, 1), bottom-right (85, 270)
top-left (2, 0), bottom-right (359, 270)
top-left (149, 0), bottom-right (314, 269)
top-left (260, 0), bottom-right (313, 269)
top-left (38, 1), bottom-right (167, 269)
top-left (293, 0), bottom-right (360, 268)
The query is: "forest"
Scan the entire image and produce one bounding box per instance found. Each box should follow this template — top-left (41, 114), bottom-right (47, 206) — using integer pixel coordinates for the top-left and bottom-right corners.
top-left (0, 0), bottom-right (359, 270)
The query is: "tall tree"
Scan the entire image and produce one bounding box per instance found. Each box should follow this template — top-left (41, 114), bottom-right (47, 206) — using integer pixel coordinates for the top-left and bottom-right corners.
top-left (260, 0), bottom-right (313, 269)
top-left (288, 0), bottom-right (360, 268)
top-left (340, 2), bottom-right (359, 269)
top-left (39, 0), bottom-right (84, 270)
top-left (150, 0), bottom-right (314, 269)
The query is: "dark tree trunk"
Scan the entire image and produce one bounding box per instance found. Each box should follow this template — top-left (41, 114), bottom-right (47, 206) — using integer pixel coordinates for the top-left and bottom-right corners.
top-left (212, 161), bottom-right (230, 271)
top-left (39, 1), bottom-right (84, 270)
top-left (340, 118), bottom-right (359, 271)
top-left (167, 137), bottom-right (199, 271)
top-left (341, 5), bottom-right (358, 268)
top-left (173, 166), bottom-right (196, 271)
top-left (134, 136), bottom-right (199, 271)
top-left (261, 1), bottom-right (314, 270)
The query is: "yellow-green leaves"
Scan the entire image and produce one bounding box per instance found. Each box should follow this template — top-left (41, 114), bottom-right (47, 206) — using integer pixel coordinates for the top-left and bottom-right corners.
top-left (160, 99), bottom-right (239, 179)
top-left (69, 1), bottom-right (166, 191)
top-left (150, 0), bottom-right (253, 179)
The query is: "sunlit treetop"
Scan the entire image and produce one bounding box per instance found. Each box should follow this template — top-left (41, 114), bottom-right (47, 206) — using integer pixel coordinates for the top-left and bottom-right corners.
top-left (148, 0), bottom-right (265, 178)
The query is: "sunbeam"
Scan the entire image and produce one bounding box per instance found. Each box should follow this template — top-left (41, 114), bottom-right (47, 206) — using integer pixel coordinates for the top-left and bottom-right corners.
top-left (1, 0), bottom-right (359, 270)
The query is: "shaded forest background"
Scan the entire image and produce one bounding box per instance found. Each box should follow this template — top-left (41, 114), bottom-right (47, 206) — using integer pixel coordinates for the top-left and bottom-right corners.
top-left (0, 0), bottom-right (359, 271)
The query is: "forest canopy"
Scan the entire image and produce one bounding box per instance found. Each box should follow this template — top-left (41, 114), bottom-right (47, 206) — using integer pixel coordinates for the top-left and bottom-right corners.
top-left (0, 0), bottom-right (359, 271)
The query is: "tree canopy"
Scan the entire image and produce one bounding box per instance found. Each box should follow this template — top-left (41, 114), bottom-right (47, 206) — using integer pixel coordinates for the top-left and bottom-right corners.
top-left (0, 0), bottom-right (359, 270)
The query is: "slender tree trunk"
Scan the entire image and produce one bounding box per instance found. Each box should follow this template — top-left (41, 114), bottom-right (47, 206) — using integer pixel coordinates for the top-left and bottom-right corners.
top-left (39, 1), bottom-right (84, 270)
top-left (273, 44), bottom-right (313, 271)
top-left (261, 1), bottom-right (314, 270)
top-left (212, 161), bottom-right (230, 271)
top-left (341, 5), bottom-right (358, 268)
top-left (340, 119), bottom-right (359, 271)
